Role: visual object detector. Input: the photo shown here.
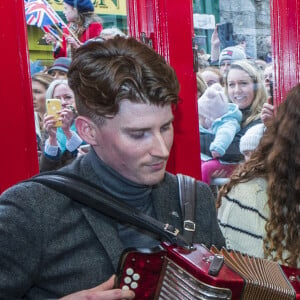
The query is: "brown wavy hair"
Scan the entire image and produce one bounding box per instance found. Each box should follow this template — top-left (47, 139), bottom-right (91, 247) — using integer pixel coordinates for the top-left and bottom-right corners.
top-left (217, 84), bottom-right (300, 267)
top-left (68, 36), bottom-right (180, 125)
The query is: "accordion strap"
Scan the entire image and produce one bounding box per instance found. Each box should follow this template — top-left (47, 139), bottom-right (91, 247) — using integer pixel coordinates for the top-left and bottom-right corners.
top-left (28, 171), bottom-right (191, 249)
top-left (177, 174), bottom-right (196, 247)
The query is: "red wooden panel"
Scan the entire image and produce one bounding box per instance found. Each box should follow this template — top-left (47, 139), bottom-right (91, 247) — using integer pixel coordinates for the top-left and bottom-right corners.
top-left (270, 0), bottom-right (300, 105)
top-left (0, 1), bottom-right (39, 193)
top-left (127, 0), bottom-right (201, 179)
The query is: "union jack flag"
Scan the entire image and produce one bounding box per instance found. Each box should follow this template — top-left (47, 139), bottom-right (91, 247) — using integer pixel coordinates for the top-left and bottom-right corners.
top-left (24, 0), bottom-right (62, 28)
top-left (43, 24), bottom-right (62, 42)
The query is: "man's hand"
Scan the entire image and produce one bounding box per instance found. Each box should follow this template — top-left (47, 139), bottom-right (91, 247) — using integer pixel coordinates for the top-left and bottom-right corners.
top-left (60, 275), bottom-right (135, 300)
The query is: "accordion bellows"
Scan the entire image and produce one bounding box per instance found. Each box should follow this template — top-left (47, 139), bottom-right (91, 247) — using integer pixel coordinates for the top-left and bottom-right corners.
top-left (117, 242), bottom-right (300, 300)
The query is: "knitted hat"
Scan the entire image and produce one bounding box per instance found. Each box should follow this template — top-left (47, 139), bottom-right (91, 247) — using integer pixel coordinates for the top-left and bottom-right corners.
top-left (239, 123), bottom-right (265, 154)
top-left (63, 0), bottom-right (94, 13)
top-left (48, 57), bottom-right (71, 74)
top-left (219, 46), bottom-right (246, 66)
top-left (198, 83), bottom-right (228, 127)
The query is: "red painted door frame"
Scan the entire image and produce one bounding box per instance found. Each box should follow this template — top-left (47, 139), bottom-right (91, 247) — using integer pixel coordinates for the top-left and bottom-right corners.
top-left (270, 0), bottom-right (300, 104)
top-left (0, 0), bottom-right (299, 192)
top-left (0, 0), bottom-right (39, 193)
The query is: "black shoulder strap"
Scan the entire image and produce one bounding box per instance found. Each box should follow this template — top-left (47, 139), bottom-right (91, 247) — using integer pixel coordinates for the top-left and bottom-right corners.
top-left (177, 173), bottom-right (196, 246)
top-left (27, 171), bottom-right (191, 249)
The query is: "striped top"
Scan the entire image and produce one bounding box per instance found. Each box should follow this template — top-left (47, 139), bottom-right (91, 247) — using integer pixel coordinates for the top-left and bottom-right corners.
top-left (217, 177), bottom-right (268, 258)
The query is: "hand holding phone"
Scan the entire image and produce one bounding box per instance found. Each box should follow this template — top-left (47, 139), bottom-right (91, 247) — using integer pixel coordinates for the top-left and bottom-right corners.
top-left (46, 98), bottom-right (62, 127)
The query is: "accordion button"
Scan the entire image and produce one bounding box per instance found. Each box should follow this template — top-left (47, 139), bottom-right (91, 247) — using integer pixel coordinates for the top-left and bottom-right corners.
top-left (122, 285), bottom-right (130, 290)
top-left (131, 282), bottom-right (138, 289)
top-left (124, 276), bottom-right (132, 284)
top-left (132, 273), bottom-right (140, 281)
top-left (126, 268), bottom-right (134, 276)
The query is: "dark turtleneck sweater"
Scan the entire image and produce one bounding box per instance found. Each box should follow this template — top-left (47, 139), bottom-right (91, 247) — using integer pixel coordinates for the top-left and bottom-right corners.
top-left (89, 148), bottom-right (161, 249)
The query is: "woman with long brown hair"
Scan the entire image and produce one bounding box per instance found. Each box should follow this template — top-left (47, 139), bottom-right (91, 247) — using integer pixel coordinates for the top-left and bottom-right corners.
top-left (217, 83), bottom-right (300, 268)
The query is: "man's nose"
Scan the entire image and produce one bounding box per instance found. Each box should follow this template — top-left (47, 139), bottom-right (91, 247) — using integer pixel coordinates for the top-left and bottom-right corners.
top-left (151, 134), bottom-right (170, 158)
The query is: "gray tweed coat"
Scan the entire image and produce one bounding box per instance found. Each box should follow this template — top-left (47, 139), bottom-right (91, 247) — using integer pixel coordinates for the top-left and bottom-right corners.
top-left (0, 153), bottom-right (224, 299)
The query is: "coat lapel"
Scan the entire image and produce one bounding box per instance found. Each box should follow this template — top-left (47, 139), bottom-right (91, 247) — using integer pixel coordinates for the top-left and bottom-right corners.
top-left (81, 207), bottom-right (124, 271)
top-left (152, 174), bottom-right (183, 233)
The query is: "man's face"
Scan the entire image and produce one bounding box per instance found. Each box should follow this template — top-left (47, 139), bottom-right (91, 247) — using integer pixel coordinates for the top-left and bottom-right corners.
top-left (92, 100), bottom-right (174, 185)
top-left (49, 70), bottom-right (67, 79)
top-left (220, 60), bottom-right (231, 75)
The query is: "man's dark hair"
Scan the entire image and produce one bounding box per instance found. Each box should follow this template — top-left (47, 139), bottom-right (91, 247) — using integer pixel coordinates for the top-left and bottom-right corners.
top-left (68, 36), bottom-right (180, 124)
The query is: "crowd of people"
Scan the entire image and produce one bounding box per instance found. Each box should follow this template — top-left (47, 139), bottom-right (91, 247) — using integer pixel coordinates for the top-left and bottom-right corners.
top-left (0, 1), bottom-right (298, 298)
top-left (196, 24), bottom-right (272, 185)
top-left (29, 0), bottom-right (128, 172)
top-left (196, 22), bottom-right (299, 269)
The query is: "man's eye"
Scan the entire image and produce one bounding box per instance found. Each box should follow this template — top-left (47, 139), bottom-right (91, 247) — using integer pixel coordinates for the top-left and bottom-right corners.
top-left (161, 124), bottom-right (171, 132)
top-left (130, 132), bottom-right (145, 139)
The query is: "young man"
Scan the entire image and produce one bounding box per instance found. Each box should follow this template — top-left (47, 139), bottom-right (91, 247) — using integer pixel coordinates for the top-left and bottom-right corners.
top-left (0, 37), bottom-right (224, 299)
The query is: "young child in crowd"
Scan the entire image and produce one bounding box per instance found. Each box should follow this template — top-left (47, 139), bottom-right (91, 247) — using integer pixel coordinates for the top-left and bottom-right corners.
top-left (198, 83), bottom-right (242, 184)
top-left (239, 123), bottom-right (265, 161)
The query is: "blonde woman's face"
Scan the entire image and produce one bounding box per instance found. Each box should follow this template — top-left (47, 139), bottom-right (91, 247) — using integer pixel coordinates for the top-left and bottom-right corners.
top-left (32, 81), bottom-right (47, 114)
top-left (227, 69), bottom-right (255, 109)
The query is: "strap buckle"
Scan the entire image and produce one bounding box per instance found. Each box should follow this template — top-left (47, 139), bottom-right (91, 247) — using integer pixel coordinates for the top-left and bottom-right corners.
top-left (164, 223), bottom-right (180, 236)
top-left (184, 220), bottom-right (196, 232)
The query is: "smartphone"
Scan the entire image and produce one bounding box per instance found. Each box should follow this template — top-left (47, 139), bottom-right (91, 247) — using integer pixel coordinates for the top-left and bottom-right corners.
top-left (46, 98), bottom-right (62, 127)
top-left (217, 22), bottom-right (235, 48)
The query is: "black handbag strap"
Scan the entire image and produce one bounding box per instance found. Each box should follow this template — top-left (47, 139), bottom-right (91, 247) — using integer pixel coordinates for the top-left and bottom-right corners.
top-left (27, 171), bottom-right (192, 249)
top-left (177, 174), bottom-right (196, 246)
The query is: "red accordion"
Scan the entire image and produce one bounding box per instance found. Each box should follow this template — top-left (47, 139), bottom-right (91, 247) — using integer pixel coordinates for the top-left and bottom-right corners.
top-left (116, 242), bottom-right (300, 300)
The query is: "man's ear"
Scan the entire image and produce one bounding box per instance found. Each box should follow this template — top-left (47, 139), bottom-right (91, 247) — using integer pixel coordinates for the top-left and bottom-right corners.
top-left (75, 116), bottom-right (98, 145)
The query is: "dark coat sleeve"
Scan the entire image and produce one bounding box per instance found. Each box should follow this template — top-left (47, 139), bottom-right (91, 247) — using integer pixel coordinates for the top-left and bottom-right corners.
top-left (39, 151), bottom-right (77, 172)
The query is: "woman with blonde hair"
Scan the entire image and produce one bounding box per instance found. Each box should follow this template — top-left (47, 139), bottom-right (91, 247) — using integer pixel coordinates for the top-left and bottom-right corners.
top-left (31, 72), bottom-right (54, 155)
top-left (217, 84), bottom-right (300, 268)
top-left (224, 60), bottom-right (267, 128)
top-left (200, 59), bottom-right (267, 164)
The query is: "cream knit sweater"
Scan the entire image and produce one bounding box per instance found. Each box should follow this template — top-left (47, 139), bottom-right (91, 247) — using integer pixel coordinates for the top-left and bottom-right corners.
top-left (217, 177), bottom-right (268, 258)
